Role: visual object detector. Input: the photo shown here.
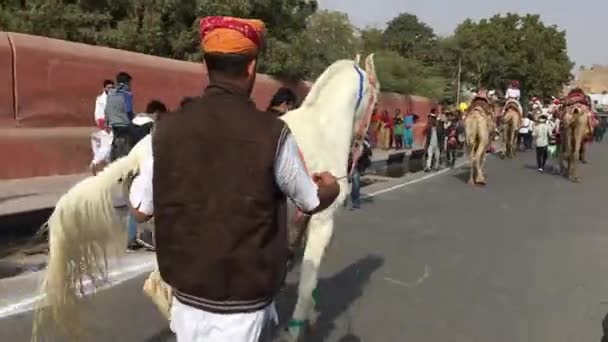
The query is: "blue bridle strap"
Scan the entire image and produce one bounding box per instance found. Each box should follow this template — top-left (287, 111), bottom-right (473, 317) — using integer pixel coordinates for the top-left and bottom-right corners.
top-left (354, 64), bottom-right (365, 113)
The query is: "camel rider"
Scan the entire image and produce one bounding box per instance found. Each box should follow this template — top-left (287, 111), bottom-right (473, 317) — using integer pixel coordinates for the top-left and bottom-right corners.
top-left (130, 16), bottom-right (341, 341)
top-left (505, 80), bottom-right (523, 114)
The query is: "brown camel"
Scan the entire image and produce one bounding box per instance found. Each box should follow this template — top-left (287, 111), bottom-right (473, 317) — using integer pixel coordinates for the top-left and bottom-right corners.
top-left (502, 100), bottom-right (522, 159)
top-left (559, 103), bottom-right (590, 182)
top-left (464, 97), bottom-right (495, 185)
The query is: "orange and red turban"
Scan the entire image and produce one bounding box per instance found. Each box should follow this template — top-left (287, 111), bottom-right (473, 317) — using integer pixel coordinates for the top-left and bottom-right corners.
top-left (200, 16), bottom-right (265, 56)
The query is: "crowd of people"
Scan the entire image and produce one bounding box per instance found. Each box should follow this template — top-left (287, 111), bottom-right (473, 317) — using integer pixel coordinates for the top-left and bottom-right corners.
top-left (368, 108), bottom-right (418, 150)
top-left (500, 81), bottom-right (606, 173)
top-left (366, 105), bottom-right (468, 173)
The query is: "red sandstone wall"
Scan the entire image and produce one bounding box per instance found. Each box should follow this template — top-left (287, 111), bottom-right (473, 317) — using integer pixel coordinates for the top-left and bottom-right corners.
top-left (0, 33), bottom-right (438, 179)
top-left (0, 33), bottom-right (14, 126)
top-left (4, 33), bottom-right (315, 127)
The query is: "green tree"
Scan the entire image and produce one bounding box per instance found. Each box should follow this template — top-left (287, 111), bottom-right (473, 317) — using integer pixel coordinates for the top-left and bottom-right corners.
top-left (382, 13), bottom-right (437, 63)
top-left (375, 50), bottom-right (446, 99)
top-left (452, 13), bottom-right (573, 99)
top-left (359, 27), bottom-right (384, 57)
top-left (300, 10), bottom-right (358, 78)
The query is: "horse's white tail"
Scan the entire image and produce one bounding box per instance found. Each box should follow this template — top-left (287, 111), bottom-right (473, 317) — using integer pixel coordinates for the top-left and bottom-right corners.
top-left (32, 152), bottom-right (141, 341)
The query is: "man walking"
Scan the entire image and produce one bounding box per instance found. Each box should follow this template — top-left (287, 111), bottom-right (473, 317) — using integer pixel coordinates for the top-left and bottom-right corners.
top-left (532, 114), bottom-right (551, 172)
top-left (94, 79), bottom-right (114, 129)
top-left (347, 138), bottom-right (372, 210)
top-left (131, 16), bottom-right (341, 341)
top-left (424, 113), bottom-right (445, 172)
top-left (105, 72), bottom-right (135, 161)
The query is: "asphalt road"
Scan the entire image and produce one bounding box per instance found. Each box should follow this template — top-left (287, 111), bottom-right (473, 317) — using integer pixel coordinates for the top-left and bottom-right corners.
top-left (2, 143), bottom-right (608, 342)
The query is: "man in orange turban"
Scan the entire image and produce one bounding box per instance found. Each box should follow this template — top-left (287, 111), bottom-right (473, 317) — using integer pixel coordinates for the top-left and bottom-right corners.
top-left (200, 16), bottom-right (265, 56)
top-left (150, 15), bottom-right (340, 342)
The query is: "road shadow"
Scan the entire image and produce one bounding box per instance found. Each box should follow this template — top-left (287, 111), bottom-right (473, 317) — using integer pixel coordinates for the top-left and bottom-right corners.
top-left (452, 169), bottom-right (471, 184)
top-left (275, 254), bottom-right (384, 341)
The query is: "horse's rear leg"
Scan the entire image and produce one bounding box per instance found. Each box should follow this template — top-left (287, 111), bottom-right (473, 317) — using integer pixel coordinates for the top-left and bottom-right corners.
top-left (287, 217), bottom-right (334, 340)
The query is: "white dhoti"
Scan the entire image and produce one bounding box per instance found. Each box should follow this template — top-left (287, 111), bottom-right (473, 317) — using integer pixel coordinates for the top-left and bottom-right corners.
top-left (170, 298), bottom-right (278, 342)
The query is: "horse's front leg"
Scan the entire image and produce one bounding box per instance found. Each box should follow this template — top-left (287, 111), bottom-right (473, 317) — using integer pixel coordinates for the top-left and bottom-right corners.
top-left (288, 216), bottom-right (334, 340)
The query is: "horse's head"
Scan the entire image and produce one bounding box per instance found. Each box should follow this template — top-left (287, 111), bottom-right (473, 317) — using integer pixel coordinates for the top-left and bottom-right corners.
top-left (284, 54), bottom-right (380, 177)
top-left (348, 54), bottom-right (380, 172)
top-left (352, 54), bottom-right (380, 142)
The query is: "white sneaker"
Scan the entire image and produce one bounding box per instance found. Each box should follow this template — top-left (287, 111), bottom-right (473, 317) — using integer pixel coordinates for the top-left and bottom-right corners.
top-left (538, 168), bottom-right (544, 173)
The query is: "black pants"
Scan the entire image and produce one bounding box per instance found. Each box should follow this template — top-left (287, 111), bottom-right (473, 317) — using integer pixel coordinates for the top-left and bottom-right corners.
top-left (395, 134), bottom-right (403, 149)
top-left (536, 146), bottom-right (548, 169)
top-left (523, 133), bottom-right (533, 150)
top-left (110, 125), bottom-right (135, 161)
top-left (446, 148), bottom-right (457, 167)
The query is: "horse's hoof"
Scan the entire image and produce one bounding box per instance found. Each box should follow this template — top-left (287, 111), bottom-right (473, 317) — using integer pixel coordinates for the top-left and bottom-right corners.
top-left (569, 177), bottom-right (580, 183)
top-left (475, 180), bottom-right (487, 186)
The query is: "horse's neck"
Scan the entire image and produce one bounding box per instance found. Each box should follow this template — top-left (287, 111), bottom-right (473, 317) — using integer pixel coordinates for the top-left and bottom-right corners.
top-left (283, 101), bottom-right (355, 175)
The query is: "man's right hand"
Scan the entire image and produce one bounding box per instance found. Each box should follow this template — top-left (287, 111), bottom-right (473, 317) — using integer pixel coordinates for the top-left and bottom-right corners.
top-left (311, 171), bottom-right (340, 214)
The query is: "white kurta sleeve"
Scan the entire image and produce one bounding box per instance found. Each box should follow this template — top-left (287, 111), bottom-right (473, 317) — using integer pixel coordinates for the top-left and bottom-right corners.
top-left (129, 158), bottom-right (154, 216)
top-left (94, 94), bottom-right (106, 122)
top-left (274, 133), bottom-right (320, 213)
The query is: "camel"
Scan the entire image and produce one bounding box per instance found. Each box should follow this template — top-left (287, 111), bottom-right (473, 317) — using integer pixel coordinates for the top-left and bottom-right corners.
top-left (502, 100), bottom-right (522, 159)
top-left (464, 95), bottom-right (495, 185)
top-left (31, 55), bottom-right (380, 342)
top-left (559, 103), bottom-right (590, 182)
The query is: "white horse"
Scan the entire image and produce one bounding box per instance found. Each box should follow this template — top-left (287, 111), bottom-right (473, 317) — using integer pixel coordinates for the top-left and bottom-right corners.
top-left (281, 54), bottom-right (379, 340)
top-left (32, 55), bottom-right (379, 341)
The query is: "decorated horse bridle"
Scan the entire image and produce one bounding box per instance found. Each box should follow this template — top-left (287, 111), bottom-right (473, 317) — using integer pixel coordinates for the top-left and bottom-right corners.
top-left (348, 64), bottom-right (378, 177)
top-left (295, 63), bottom-right (377, 181)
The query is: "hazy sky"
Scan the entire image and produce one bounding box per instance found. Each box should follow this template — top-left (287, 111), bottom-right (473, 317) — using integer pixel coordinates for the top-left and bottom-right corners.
top-left (320, 0), bottom-right (607, 67)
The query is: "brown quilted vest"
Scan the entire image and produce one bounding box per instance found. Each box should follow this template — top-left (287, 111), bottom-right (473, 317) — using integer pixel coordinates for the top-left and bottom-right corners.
top-left (153, 81), bottom-right (289, 313)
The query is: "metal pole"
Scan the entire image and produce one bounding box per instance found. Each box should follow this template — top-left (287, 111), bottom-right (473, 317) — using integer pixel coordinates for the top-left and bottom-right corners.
top-left (456, 57), bottom-right (462, 105)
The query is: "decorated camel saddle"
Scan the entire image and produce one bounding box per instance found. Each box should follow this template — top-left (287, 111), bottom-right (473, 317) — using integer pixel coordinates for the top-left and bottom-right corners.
top-left (504, 99), bottom-right (522, 114)
top-left (565, 88), bottom-right (591, 108)
top-left (469, 91), bottom-right (494, 117)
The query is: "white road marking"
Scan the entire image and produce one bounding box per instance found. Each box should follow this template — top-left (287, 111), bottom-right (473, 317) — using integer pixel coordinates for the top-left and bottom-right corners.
top-left (384, 265), bottom-right (431, 288)
top-left (0, 259), bottom-right (156, 318)
top-left (0, 158), bottom-right (469, 319)
top-left (367, 160), bottom-right (468, 197)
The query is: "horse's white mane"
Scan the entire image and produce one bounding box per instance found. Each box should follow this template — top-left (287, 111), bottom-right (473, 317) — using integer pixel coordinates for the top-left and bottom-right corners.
top-left (299, 59), bottom-right (361, 109)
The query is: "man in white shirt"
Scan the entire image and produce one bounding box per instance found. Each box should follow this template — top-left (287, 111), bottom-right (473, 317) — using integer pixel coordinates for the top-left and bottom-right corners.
top-left (532, 115), bottom-right (551, 172)
top-left (518, 115), bottom-right (532, 151)
top-left (94, 80), bottom-right (114, 129)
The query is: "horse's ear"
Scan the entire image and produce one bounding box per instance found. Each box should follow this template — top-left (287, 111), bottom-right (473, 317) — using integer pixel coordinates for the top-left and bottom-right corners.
top-left (354, 54), bottom-right (361, 65)
top-left (364, 53), bottom-right (379, 92)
